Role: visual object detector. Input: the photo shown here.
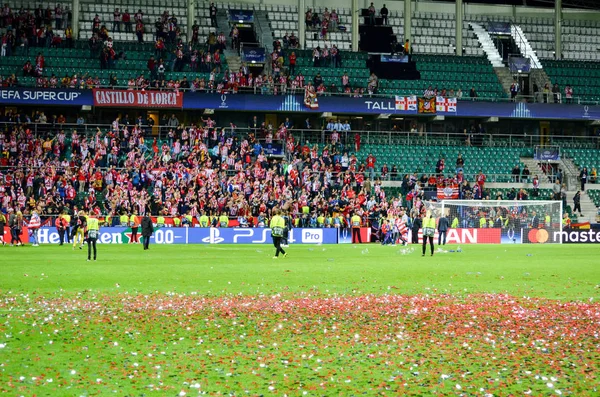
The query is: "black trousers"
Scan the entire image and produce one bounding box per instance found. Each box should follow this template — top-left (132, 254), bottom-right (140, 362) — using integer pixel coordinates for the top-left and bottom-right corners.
top-left (422, 235), bottom-right (434, 255)
top-left (11, 228), bottom-right (21, 244)
top-left (273, 236), bottom-right (286, 257)
top-left (131, 227), bottom-right (139, 243)
top-left (412, 228), bottom-right (419, 244)
top-left (574, 202), bottom-right (582, 214)
top-left (58, 228), bottom-right (66, 245)
top-left (438, 231), bottom-right (447, 246)
top-left (282, 227), bottom-right (289, 244)
top-left (87, 237), bottom-right (97, 260)
top-left (352, 227), bottom-right (362, 243)
top-left (143, 234), bottom-right (150, 250)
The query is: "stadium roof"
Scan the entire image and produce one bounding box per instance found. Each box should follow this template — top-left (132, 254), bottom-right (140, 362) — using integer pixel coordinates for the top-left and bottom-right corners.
top-left (436, 0), bottom-right (600, 10)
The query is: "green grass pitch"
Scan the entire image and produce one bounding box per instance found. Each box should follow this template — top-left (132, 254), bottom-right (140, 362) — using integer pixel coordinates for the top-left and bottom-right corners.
top-left (1, 243), bottom-right (599, 396)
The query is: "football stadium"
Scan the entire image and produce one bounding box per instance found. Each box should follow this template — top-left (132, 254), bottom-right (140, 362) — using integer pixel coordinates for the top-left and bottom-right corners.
top-left (1, 0), bottom-right (600, 395)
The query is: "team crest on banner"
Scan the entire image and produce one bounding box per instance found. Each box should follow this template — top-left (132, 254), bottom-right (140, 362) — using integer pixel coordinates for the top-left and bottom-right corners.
top-left (418, 97), bottom-right (436, 113)
top-left (395, 95), bottom-right (417, 111)
top-left (436, 96), bottom-right (457, 112)
top-left (437, 185), bottom-right (459, 199)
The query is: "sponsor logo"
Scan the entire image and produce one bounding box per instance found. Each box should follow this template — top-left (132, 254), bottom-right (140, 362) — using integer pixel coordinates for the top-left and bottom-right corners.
top-left (202, 227), bottom-right (225, 244)
top-left (37, 227), bottom-right (176, 244)
top-left (583, 105), bottom-right (590, 118)
top-left (219, 94), bottom-right (228, 109)
top-left (416, 228), bottom-right (501, 244)
top-left (301, 229), bottom-right (323, 244)
top-left (553, 229), bottom-right (600, 243)
top-left (0, 89), bottom-right (81, 102)
top-left (365, 100), bottom-right (397, 111)
top-left (528, 228), bottom-right (550, 243)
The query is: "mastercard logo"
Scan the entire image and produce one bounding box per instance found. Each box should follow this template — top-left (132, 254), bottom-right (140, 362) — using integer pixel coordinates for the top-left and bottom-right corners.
top-left (528, 228), bottom-right (549, 243)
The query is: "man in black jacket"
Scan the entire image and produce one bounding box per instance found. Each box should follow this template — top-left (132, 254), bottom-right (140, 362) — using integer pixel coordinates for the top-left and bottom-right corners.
top-left (411, 214), bottom-right (422, 244)
top-left (141, 215), bottom-right (153, 250)
top-left (438, 214), bottom-right (449, 246)
top-left (573, 191), bottom-right (582, 217)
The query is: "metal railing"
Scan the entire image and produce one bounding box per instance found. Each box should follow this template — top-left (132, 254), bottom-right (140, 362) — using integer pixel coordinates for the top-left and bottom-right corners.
top-left (2, 122), bottom-right (598, 150)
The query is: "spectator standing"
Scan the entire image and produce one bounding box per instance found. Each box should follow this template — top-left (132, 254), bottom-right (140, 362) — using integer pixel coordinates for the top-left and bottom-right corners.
top-left (368, 2), bottom-right (376, 25)
top-left (210, 3), bottom-right (218, 27)
top-left (580, 167), bottom-right (588, 191)
top-left (573, 191), bottom-right (582, 217)
top-left (123, 10), bottom-right (132, 33)
top-left (113, 8), bottom-right (121, 32)
top-left (55, 3), bottom-right (63, 29)
top-left (65, 25), bottom-right (73, 48)
top-left (469, 86), bottom-right (478, 98)
top-left (510, 80), bottom-right (519, 101)
top-left (552, 83), bottom-right (560, 103)
top-left (543, 82), bottom-right (550, 103)
top-left (380, 4), bottom-right (388, 25)
top-left (564, 85), bottom-right (573, 104)
top-left (366, 153), bottom-right (376, 180)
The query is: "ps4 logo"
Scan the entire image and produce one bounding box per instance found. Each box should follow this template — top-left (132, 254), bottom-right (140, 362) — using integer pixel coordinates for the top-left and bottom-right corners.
top-left (202, 227), bottom-right (225, 244)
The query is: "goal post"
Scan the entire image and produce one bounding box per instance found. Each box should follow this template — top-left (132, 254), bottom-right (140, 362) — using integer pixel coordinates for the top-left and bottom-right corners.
top-left (422, 200), bottom-right (563, 244)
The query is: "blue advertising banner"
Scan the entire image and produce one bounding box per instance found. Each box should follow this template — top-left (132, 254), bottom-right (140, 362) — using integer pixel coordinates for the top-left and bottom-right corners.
top-left (229, 9), bottom-right (254, 23)
top-left (262, 143), bottom-right (284, 156)
top-left (509, 57), bottom-right (531, 73)
top-left (0, 88), bottom-right (92, 106)
top-left (36, 227), bottom-right (338, 244)
top-left (183, 93), bottom-right (600, 120)
top-left (488, 22), bottom-right (511, 35)
top-left (241, 47), bottom-right (266, 64)
top-left (1, 88), bottom-right (599, 121)
top-left (380, 54), bottom-right (409, 63)
top-left (535, 146), bottom-right (560, 161)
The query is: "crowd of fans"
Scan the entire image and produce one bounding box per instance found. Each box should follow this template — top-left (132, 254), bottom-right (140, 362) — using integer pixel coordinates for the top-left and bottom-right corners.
top-left (1, 110), bottom-right (575, 233)
top-left (0, 3), bottom-right (74, 57)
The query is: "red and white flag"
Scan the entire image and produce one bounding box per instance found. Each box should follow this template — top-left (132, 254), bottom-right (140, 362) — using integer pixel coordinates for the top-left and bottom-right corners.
top-left (395, 95), bottom-right (417, 111)
top-left (436, 96), bottom-right (457, 112)
top-left (437, 185), bottom-right (459, 200)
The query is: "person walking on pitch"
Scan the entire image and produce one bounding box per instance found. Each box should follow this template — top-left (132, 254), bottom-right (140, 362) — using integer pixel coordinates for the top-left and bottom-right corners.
top-left (422, 211), bottom-right (436, 256)
top-left (28, 210), bottom-right (41, 246)
top-left (270, 209), bottom-right (287, 259)
top-left (72, 210), bottom-right (87, 250)
top-left (141, 214), bottom-right (153, 250)
top-left (56, 213), bottom-right (69, 245)
top-left (86, 215), bottom-right (100, 261)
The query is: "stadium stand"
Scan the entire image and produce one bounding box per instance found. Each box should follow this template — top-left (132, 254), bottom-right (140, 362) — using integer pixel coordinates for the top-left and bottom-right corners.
top-left (411, 12), bottom-right (482, 57)
top-left (542, 60), bottom-right (600, 103)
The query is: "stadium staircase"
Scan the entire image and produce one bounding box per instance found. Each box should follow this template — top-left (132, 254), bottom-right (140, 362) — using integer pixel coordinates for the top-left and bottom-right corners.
top-left (255, 11), bottom-right (273, 53)
top-left (510, 25), bottom-right (542, 69)
top-left (519, 157), bottom-right (548, 178)
top-left (559, 156), bottom-right (599, 222)
top-left (469, 23), bottom-right (504, 67)
top-left (215, 8), bottom-right (231, 44)
top-left (224, 49), bottom-right (241, 71)
top-left (494, 66), bottom-right (516, 97)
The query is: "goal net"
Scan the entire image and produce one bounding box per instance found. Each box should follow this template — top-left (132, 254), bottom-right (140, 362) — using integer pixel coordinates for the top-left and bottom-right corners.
top-left (422, 200), bottom-right (563, 244)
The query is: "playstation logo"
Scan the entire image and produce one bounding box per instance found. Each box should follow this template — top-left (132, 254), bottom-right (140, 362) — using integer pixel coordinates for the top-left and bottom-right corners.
top-left (202, 227), bottom-right (224, 244)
